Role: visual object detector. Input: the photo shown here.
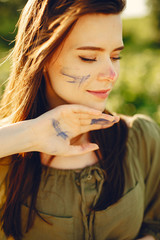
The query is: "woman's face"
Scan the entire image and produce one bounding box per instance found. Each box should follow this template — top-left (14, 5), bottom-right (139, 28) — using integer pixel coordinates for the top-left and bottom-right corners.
top-left (45, 13), bottom-right (123, 112)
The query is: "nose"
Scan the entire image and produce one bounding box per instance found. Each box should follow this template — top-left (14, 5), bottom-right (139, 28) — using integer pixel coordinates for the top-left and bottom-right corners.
top-left (97, 63), bottom-right (118, 83)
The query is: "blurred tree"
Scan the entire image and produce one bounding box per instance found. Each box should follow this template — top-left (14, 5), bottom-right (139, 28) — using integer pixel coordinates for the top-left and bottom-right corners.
top-left (147, 0), bottom-right (160, 44)
top-left (0, 0), bottom-right (26, 8)
top-left (0, 0), bottom-right (26, 48)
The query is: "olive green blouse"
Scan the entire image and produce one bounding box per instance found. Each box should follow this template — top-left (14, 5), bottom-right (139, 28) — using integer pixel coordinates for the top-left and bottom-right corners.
top-left (0, 115), bottom-right (160, 240)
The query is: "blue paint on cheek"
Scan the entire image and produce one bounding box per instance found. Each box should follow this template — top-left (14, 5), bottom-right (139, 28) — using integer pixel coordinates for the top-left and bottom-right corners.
top-left (52, 119), bottom-right (68, 140)
top-left (61, 71), bottom-right (77, 83)
top-left (61, 70), bottom-right (90, 86)
top-left (78, 74), bottom-right (90, 86)
top-left (90, 118), bottom-right (110, 125)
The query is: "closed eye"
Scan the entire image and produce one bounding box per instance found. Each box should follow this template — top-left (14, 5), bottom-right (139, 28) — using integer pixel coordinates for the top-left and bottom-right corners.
top-left (111, 56), bottom-right (122, 61)
top-left (111, 57), bottom-right (122, 61)
top-left (79, 56), bottom-right (96, 62)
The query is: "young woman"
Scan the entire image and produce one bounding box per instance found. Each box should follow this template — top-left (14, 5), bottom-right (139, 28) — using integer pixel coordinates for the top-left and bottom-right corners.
top-left (0, 0), bottom-right (159, 239)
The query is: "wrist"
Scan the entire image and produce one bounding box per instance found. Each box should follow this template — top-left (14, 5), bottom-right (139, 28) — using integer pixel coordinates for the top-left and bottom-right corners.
top-left (23, 119), bottom-right (39, 153)
top-left (11, 120), bottom-right (37, 154)
top-left (0, 120), bottom-right (37, 158)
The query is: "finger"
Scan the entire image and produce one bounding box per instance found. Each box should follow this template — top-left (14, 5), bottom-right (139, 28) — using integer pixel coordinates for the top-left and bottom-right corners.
top-left (76, 113), bottom-right (119, 122)
top-left (79, 116), bottom-right (118, 126)
top-left (79, 120), bottom-right (118, 134)
top-left (71, 105), bottom-right (102, 115)
top-left (62, 143), bottom-right (99, 156)
top-left (90, 115), bottom-right (120, 125)
top-left (62, 113), bottom-right (118, 127)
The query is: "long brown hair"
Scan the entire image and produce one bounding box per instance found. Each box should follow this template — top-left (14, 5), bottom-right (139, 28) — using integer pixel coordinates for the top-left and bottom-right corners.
top-left (0, 0), bottom-right (127, 239)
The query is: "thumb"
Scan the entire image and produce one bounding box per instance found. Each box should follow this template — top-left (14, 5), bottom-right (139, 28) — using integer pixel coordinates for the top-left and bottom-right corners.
top-left (64, 143), bottom-right (99, 156)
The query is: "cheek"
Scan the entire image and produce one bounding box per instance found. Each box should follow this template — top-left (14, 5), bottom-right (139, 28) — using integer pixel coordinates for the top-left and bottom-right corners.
top-left (60, 68), bottom-right (91, 87)
top-left (47, 61), bottom-right (59, 82)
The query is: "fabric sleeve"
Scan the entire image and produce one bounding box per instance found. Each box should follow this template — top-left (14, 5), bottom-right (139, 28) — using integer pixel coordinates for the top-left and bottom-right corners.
top-left (130, 115), bottom-right (160, 239)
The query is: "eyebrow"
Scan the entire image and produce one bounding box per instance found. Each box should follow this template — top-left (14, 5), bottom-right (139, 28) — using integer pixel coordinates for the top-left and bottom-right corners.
top-left (76, 46), bottom-right (124, 52)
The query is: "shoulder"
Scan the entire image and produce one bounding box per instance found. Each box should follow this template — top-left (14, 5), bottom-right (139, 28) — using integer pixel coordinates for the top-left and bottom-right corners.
top-left (121, 113), bottom-right (159, 128)
top-left (121, 114), bottom-right (160, 141)
top-left (121, 114), bottom-right (160, 179)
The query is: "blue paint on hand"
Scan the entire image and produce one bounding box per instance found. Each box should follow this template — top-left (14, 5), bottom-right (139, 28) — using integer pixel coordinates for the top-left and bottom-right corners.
top-left (90, 118), bottom-right (110, 125)
top-left (52, 119), bottom-right (68, 140)
top-left (57, 131), bottom-right (68, 139)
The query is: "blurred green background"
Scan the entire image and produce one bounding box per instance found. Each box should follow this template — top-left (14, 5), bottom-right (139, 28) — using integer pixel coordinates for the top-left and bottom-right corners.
top-left (0, 0), bottom-right (160, 123)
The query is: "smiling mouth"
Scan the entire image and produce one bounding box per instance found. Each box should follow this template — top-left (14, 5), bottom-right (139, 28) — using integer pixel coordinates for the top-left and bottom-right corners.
top-left (87, 89), bottom-right (111, 99)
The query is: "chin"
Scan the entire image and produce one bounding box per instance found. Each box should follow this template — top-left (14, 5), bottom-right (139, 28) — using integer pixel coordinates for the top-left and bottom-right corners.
top-left (66, 99), bottom-right (106, 112)
top-left (83, 102), bottom-right (106, 113)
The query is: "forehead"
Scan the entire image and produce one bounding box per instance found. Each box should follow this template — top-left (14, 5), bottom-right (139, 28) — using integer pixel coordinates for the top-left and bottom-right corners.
top-left (64, 13), bottom-right (123, 50)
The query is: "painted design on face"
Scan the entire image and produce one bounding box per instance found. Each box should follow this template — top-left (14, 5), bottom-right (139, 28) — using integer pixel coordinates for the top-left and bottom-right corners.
top-left (52, 119), bottom-right (68, 140)
top-left (90, 118), bottom-right (110, 125)
top-left (61, 70), bottom-right (90, 87)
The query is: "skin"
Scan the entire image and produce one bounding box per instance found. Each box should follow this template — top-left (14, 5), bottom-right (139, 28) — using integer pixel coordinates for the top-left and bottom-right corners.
top-left (137, 237), bottom-right (155, 240)
top-left (45, 13), bottom-right (124, 112)
top-left (90, 118), bottom-right (110, 125)
top-left (0, 14), bottom-right (121, 161)
top-left (0, 13), bottom-right (154, 239)
top-left (39, 13), bottom-right (123, 168)
top-left (52, 119), bottom-right (68, 140)
top-left (43, 15), bottom-right (155, 239)
top-left (0, 16), bottom-right (121, 160)
top-left (60, 70), bottom-right (91, 86)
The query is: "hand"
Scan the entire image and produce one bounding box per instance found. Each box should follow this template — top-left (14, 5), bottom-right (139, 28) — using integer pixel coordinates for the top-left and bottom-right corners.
top-left (137, 235), bottom-right (155, 240)
top-left (31, 104), bottom-right (119, 156)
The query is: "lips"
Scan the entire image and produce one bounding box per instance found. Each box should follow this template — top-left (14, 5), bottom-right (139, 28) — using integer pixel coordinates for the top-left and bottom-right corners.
top-left (87, 89), bottom-right (111, 99)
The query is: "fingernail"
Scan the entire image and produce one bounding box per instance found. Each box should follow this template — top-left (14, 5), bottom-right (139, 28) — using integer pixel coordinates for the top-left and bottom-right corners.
top-left (93, 144), bottom-right (99, 150)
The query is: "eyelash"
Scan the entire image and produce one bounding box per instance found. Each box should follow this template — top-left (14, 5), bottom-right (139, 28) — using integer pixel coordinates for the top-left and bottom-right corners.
top-left (79, 56), bottom-right (122, 62)
top-left (111, 56), bottom-right (122, 61)
top-left (79, 56), bottom-right (96, 62)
